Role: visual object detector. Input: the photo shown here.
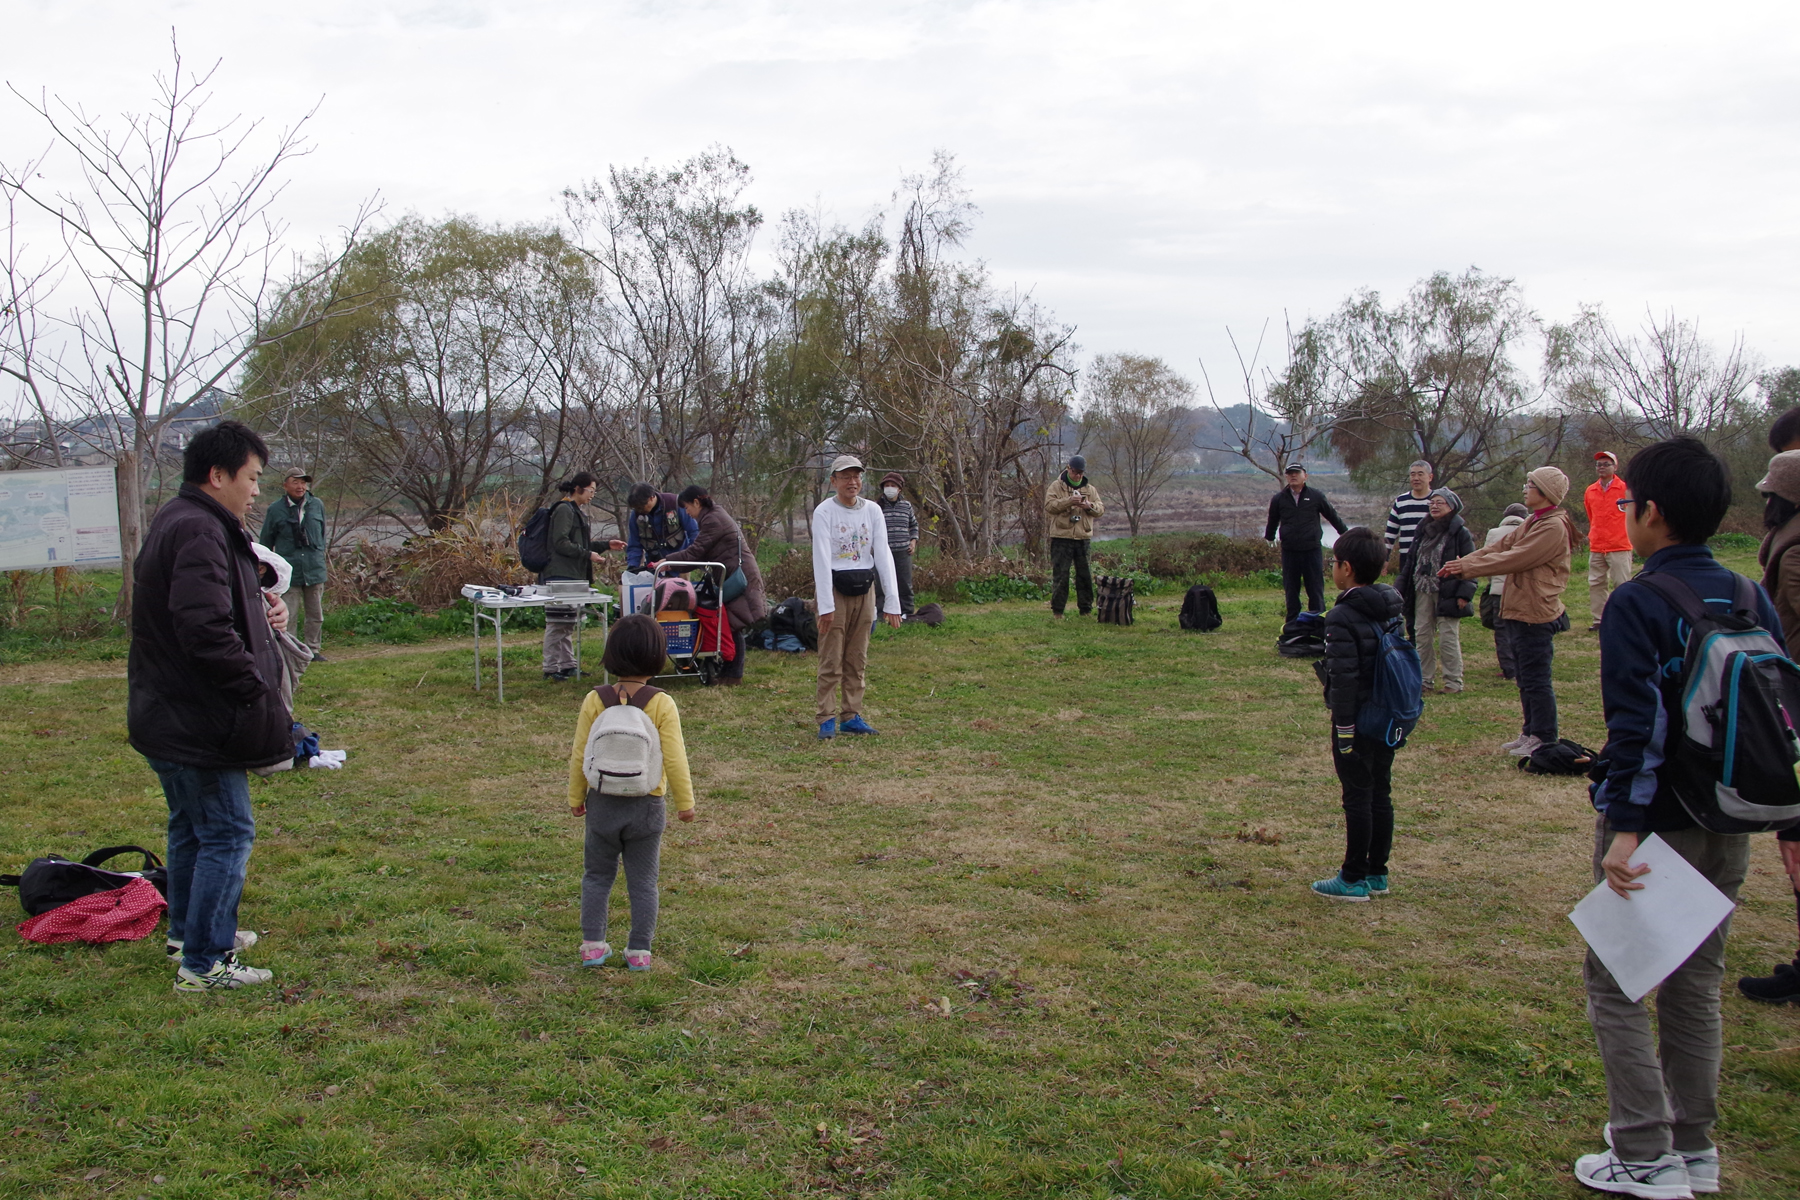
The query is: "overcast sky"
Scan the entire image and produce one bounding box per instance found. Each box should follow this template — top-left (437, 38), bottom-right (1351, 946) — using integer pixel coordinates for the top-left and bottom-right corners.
top-left (7, 0), bottom-right (1800, 391)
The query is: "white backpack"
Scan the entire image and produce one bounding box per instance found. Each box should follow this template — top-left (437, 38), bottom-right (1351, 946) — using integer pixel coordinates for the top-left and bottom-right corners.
top-left (581, 685), bottom-right (665, 797)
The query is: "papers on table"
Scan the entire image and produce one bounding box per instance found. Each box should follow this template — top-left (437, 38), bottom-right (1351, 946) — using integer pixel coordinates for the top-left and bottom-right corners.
top-left (1567, 834), bottom-right (1736, 1003)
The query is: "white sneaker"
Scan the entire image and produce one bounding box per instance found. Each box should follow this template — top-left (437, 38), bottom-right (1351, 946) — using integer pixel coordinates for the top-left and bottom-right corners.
top-left (1574, 1148), bottom-right (1693, 1198)
top-left (166, 930), bottom-right (259, 960)
top-left (1501, 734), bottom-right (1528, 751)
top-left (1508, 734), bottom-right (1544, 757)
top-left (173, 954), bottom-right (273, 993)
top-left (1604, 1126), bottom-right (1719, 1194)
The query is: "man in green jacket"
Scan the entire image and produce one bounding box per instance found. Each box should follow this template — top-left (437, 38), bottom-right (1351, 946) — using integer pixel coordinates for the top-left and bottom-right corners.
top-left (259, 468), bottom-right (328, 660)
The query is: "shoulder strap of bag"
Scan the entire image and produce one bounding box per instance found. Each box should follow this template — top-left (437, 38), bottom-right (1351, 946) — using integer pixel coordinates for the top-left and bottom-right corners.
top-left (627, 684), bottom-right (663, 711)
top-left (0, 875), bottom-right (19, 887)
top-left (82, 845), bottom-right (163, 870)
top-left (1733, 573), bottom-right (1761, 620)
top-left (1634, 571), bottom-right (1707, 627)
top-left (595, 684), bottom-right (620, 708)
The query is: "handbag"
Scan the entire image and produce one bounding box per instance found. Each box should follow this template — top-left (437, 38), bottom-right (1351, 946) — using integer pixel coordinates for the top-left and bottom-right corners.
top-left (1, 845), bottom-right (168, 917)
top-left (832, 568), bottom-right (876, 596)
top-left (721, 566), bottom-right (748, 603)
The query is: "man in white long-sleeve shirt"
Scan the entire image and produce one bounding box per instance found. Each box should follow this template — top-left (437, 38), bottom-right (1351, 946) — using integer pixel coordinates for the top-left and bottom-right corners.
top-left (811, 454), bottom-right (902, 739)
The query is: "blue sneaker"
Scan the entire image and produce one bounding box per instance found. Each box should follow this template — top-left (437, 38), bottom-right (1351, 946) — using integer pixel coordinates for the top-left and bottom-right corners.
top-left (839, 715), bottom-right (877, 735)
top-left (1364, 875), bottom-right (1390, 896)
top-left (1311, 875), bottom-right (1371, 902)
top-left (818, 719), bottom-right (836, 740)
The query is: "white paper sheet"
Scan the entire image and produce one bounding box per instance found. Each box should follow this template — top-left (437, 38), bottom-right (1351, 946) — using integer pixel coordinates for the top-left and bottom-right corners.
top-left (1567, 834), bottom-right (1736, 1003)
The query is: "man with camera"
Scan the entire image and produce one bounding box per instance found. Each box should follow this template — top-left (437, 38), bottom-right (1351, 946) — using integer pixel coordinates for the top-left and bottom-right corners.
top-left (1045, 454), bottom-right (1105, 619)
top-left (259, 467), bottom-right (328, 661)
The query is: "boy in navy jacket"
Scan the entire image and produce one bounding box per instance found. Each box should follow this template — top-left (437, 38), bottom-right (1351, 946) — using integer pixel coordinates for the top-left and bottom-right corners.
top-left (1576, 437), bottom-right (1780, 1198)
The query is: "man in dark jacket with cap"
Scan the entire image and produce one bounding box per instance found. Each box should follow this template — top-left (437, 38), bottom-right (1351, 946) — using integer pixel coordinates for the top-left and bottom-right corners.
top-left (258, 466), bottom-right (328, 659)
top-left (131, 420), bottom-right (290, 993)
top-left (1264, 463), bottom-right (1349, 621)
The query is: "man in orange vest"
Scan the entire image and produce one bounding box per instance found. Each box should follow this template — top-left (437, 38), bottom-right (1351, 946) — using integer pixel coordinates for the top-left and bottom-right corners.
top-left (1584, 450), bottom-right (1632, 630)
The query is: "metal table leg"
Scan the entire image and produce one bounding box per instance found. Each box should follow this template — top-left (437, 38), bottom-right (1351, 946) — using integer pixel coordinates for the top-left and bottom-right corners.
top-left (496, 607), bottom-right (506, 703)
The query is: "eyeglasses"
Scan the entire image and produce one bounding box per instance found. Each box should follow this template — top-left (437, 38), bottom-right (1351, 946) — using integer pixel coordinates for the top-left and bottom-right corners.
top-left (1615, 498), bottom-right (1636, 512)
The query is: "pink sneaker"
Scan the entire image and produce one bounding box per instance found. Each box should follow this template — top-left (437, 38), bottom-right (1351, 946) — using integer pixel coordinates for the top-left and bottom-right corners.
top-left (625, 949), bottom-right (652, 972)
top-left (580, 941), bottom-right (611, 968)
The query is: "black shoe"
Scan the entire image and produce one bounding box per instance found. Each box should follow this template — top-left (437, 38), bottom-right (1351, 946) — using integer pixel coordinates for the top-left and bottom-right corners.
top-left (1738, 968), bottom-right (1800, 1004)
top-left (544, 670), bottom-right (570, 682)
top-left (310, 652), bottom-right (329, 662)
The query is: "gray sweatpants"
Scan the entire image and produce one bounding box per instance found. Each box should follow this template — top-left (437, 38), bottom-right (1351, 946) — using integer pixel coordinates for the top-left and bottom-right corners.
top-left (1584, 818), bottom-right (1749, 1161)
top-left (580, 792), bottom-right (666, 950)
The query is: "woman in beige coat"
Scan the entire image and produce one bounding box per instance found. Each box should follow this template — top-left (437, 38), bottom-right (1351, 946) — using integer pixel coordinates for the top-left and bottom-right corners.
top-left (1440, 466), bottom-right (1577, 758)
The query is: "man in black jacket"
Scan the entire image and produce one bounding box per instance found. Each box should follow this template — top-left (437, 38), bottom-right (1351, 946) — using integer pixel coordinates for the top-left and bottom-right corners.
top-left (130, 420), bottom-right (290, 993)
top-left (1264, 463), bottom-right (1350, 621)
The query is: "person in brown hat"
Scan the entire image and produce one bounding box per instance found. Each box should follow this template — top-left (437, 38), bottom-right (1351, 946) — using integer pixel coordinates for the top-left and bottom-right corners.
top-left (258, 467), bottom-right (329, 660)
top-left (874, 471), bottom-right (919, 618)
top-left (1584, 451), bottom-right (1632, 630)
top-left (1742, 449), bottom-right (1800, 1005)
top-left (1440, 466), bottom-right (1577, 758)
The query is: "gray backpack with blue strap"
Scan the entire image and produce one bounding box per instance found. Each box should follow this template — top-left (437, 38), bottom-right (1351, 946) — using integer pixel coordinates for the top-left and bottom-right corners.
top-left (1636, 572), bottom-right (1800, 834)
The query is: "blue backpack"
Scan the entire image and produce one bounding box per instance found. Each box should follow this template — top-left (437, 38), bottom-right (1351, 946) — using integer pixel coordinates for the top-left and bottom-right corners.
top-left (1634, 572), bottom-right (1800, 834)
top-left (1356, 616), bottom-right (1424, 749)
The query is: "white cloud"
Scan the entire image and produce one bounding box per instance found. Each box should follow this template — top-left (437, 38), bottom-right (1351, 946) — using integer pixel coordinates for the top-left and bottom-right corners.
top-left (6, 0), bottom-right (1800, 385)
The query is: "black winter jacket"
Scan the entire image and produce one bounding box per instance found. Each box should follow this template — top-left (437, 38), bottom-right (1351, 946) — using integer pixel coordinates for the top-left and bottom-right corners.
top-left (1322, 583), bottom-right (1405, 727)
top-left (1264, 485), bottom-right (1348, 547)
top-left (128, 484), bottom-right (293, 770)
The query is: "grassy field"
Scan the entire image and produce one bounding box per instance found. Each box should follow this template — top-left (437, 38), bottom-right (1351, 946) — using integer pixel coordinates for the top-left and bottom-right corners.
top-left (2, 556), bottom-right (1798, 1199)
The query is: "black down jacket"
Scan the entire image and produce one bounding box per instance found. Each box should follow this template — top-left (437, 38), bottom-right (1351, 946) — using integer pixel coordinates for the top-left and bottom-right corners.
top-left (1322, 583), bottom-right (1405, 727)
top-left (127, 484), bottom-right (293, 770)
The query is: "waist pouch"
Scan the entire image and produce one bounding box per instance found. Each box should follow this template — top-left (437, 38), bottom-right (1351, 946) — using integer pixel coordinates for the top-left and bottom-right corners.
top-left (833, 568), bottom-right (876, 597)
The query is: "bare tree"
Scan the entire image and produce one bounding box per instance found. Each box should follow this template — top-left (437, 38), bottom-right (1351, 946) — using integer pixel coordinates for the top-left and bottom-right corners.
top-left (0, 36), bottom-right (369, 615)
top-left (1556, 307), bottom-right (1760, 447)
top-left (1079, 352), bottom-right (1192, 536)
top-left (1198, 320), bottom-right (1339, 479)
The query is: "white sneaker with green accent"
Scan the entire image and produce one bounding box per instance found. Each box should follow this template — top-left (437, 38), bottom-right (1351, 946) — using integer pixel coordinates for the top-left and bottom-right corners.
top-left (1574, 1148), bottom-right (1693, 1198)
top-left (173, 954), bottom-right (273, 993)
top-left (166, 930), bottom-right (259, 960)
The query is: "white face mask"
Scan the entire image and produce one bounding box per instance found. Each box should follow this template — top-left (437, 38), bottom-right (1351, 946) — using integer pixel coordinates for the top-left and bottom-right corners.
top-left (883, 486), bottom-right (899, 500)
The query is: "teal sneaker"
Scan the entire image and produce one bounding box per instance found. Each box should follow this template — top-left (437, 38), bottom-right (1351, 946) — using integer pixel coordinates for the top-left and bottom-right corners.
top-left (839, 715), bottom-right (876, 735)
top-left (1364, 875), bottom-right (1390, 896)
top-left (1311, 875), bottom-right (1371, 902)
top-left (818, 719), bottom-right (836, 740)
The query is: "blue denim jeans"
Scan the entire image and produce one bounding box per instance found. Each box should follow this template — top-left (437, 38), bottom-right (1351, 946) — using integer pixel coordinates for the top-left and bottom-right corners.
top-left (144, 757), bottom-right (255, 974)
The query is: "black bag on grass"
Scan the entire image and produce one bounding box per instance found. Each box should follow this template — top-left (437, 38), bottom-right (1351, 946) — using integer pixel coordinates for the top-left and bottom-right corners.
top-left (1, 846), bottom-right (167, 917)
top-left (769, 596), bottom-right (818, 651)
top-left (1518, 738), bottom-right (1600, 776)
top-left (1276, 611), bottom-right (1326, 657)
top-left (1178, 584), bottom-right (1222, 631)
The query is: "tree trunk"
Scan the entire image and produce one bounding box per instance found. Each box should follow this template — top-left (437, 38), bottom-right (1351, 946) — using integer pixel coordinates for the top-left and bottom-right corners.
top-left (113, 450), bottom-right (142, 623)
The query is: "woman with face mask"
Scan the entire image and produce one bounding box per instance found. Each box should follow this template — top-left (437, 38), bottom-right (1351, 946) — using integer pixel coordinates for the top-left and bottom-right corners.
top-left (874, 472), bottom-right (919, 618)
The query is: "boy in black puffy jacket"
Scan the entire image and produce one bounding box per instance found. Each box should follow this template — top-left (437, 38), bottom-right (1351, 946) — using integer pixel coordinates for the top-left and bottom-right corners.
top-left (1314, 527), bottom-right (1406, 902)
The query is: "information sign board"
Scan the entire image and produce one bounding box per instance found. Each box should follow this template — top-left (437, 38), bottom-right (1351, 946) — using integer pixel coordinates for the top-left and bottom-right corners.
top-left (0, 466), bottom-right (122, 569)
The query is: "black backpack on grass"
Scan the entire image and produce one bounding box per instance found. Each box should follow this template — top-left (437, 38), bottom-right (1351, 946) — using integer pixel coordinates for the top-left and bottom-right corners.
top-left (769, 596), bottom-right (818, 651)
top-left (1178, 584), bottom-right (1222, 631)
top-left (1, 846), bottom-right (167, 917)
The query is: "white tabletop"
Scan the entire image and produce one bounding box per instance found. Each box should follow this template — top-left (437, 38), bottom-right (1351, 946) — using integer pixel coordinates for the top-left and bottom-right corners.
top-left (461, 585), bottom-right (613, 609)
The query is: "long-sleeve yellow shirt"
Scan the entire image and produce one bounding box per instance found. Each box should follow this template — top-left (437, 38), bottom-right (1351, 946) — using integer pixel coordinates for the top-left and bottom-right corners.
top-left (567, 688), bottom-right (695, 812)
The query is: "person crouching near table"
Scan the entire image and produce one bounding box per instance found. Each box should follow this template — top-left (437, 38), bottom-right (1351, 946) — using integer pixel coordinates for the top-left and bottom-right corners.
top-left (811, 454), bottom-right (902, 739)
top-left (568, 615), bottom-right (695, 972)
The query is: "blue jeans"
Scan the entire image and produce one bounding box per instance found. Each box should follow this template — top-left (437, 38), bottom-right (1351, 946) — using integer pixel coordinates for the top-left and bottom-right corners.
top-left (145, 757), bottom-right (255, 974)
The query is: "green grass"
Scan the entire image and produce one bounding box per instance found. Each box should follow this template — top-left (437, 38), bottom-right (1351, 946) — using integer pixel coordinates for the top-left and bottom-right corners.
top-left (2, 551), bottom-right (1798, 1198)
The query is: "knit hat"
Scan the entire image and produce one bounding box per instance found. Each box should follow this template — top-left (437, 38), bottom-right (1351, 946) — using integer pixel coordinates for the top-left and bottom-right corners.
top-left (1502, 502), bottom-right (1530, 519)
top-left (880, 471), bottom-right (905, 489)
top-left (1429, 487), bottom-right (1462, 515)
top-left (1526, 466), bottom-right (1570, 506)
top-left (1756, 451), bottom-right (1800, 504)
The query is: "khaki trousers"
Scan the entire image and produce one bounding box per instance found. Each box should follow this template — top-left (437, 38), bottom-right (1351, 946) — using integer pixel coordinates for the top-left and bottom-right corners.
top-left (296, 582), bottom-right (325, 653)
top-left (1584, 819), bottom-right (1749, 1161)
top-left (1413, 591), bottom-right (1463, 690)
top-left (816, 587), bottom-right (877, 723)
top-left (1588, 550), bottom-right (1633, 624)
